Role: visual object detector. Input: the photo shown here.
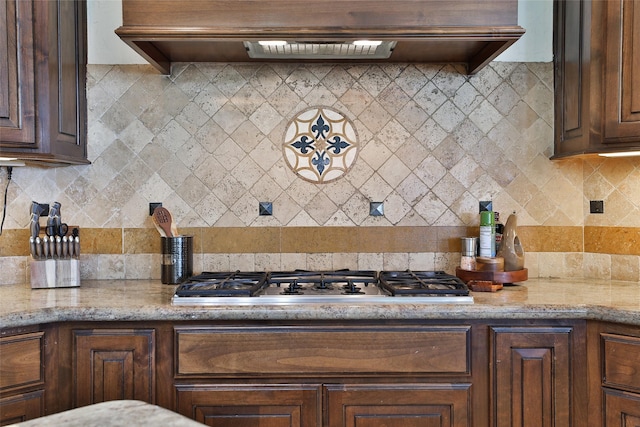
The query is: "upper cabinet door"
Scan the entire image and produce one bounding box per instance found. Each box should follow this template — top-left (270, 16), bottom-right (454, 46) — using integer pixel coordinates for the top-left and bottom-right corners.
top-left (603, 0), bottom-right (640, 141)
top-left (553, 0), bottom-right (640, 158)
top-left (0, 0), bottom-right (88, 166)
top-left (0, 0), bottom-right (37, 149)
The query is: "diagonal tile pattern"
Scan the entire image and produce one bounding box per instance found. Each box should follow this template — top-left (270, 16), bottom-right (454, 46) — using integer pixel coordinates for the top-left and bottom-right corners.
top-left (2, 62), bottom-right (640, 283)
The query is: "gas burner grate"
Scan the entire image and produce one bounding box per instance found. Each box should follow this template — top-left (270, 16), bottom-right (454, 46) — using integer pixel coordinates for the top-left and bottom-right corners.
top-left (269, 270), bottom-right (378, 292)
top-left (379, 270), bottom-right (470, 296)
top-left (174, 271), bottom-right (268, 297)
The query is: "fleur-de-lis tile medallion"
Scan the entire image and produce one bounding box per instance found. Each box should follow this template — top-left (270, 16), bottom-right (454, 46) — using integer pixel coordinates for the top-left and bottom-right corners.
top-left (283, 107), bottom-right (359, 183)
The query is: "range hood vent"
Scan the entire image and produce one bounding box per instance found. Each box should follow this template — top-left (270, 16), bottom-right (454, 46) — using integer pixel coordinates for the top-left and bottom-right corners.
top-left (244, 41), bottom-right (397, 60)
top-left (116, 0), bottom-right (524, 75)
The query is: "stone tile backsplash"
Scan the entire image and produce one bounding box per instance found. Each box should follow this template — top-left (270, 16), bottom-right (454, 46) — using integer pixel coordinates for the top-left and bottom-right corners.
top-left (1, 61), bottom-right (640, 283)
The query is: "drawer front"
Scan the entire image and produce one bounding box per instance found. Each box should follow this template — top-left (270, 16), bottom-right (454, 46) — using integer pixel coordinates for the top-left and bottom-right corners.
top-left (602, 333), bottom-right (640, 392)
top-left (0, 332), bottom-right (44, 391)
top-left (176, 326), bottom-right (470, 377)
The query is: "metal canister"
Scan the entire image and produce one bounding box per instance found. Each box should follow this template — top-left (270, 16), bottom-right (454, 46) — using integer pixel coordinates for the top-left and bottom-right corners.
top-left (161, 236), bottom-right (193, 284)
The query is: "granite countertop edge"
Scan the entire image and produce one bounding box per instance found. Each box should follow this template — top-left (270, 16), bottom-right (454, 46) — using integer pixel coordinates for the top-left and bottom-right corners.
top-left (1, 278), bottom-right (639, 328)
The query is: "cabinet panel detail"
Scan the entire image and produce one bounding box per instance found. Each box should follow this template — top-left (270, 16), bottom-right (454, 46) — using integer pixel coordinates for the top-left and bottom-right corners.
top-left (175, 326), bottom-right (470, 377)
top-left (73, 329), bottom-right (155, 406)
top-left (492, 327), bottom-right (572, 427)
top-left (0, 332), bottom-right (44, 391)
top-left (604, 388), bottom-right (640, 427)
top-left (604, 0), bottom-right (640, 139)
top-left (175, 384), bottom-right (320, 427)
top-left (325, 383), bottom-right (471, 427)
top-left (602, 333), bottom-right (640, 392)
top-left (0, 0), bottom-right (36, 146)
top-left (0, 390), bottom-right (44, 426)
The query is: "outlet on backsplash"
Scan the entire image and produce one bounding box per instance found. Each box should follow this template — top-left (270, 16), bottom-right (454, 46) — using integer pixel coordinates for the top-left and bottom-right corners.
top-left (590, 200), bottom-right (604, 214)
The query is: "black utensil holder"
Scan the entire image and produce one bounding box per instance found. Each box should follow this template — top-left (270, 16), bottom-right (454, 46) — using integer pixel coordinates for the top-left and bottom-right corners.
top-left (161, 236), bottom-right (193, 284)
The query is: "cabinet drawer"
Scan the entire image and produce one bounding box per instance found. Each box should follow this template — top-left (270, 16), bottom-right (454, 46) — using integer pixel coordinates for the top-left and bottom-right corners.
top-left (0, 332), bottom-right (44, 391)
top-left (602, 333), bottom-right (640, 392)
top-left (176, 325), bottom-right (470, 377)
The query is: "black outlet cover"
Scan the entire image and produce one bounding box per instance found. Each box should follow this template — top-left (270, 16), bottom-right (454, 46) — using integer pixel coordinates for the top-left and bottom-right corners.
top-left (590, 200), bottom-right (604, 214)
top-left (149, 202), bottom-right (162, 216)
top-left (38, 203), bottom-right (50, 217)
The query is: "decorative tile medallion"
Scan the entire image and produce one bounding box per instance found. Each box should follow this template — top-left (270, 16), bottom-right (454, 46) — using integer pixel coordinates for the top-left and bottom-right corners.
top-left (283, 107), bottom-right (359, 183)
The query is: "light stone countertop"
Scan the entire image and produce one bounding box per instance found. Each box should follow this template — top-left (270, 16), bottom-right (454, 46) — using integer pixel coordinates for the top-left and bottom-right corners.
top-left (1, 278), bottom-right (640, 328)
top-left (7, 400), bottom-right (205, 426)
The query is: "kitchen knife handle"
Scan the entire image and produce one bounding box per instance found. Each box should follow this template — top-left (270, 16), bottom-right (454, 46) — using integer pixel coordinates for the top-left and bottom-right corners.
top-left (43, 236), bottom-right (50, 258)
top-left (35, 237), bottom-right (42, 259)
top-left (55, 236), bottom-right (62, 258)
top-left (30, 237), bottom-right (37, 259)
top-left (62, 236), bottom-right (68, 258)
top-left (74, 236), bottom-right (80, 259)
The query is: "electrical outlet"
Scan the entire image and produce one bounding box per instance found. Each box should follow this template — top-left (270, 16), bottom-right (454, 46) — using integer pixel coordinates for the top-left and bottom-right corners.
top-left (149, 202), bottom-right (162, 216)
top-left (38, 203), bottom-right (49, 216)
top-left (590, 200), bottom-right (604, 214)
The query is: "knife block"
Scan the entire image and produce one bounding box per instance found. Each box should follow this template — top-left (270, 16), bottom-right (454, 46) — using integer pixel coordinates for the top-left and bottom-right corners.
top-left (30, 259), bottom-right (80, 289)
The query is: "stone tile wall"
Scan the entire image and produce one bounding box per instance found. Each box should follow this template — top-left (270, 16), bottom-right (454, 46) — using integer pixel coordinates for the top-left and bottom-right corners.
top-left (1, 62), bottom-right (639, 284)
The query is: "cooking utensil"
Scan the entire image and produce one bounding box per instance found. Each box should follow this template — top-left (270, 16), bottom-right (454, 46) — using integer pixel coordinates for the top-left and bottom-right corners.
top-left (151, 213), bottom-right (167, 237)
top-left (55, 236), bottom-right (62, 258)
top-left (35, 237), bottom-right (42, 259)
top-left (30, 201), bottom-right (44, 239)
top-left (30, 237), bottom-right (36, 259)
top-left (152, 207), bottom-right (175, 237)
top-left (62, 236), bottom-right (69, 258)
top-left (74, 236), bottom-right (80, 258)
top-left (43, 236), bottom-right (50, 258)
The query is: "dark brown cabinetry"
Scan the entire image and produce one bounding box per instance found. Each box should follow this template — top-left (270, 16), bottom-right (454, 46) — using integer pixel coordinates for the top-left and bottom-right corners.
top-left (490, 325), bottom-right (587, 427)
top-left (0, 331), bottom-right (45, 425)
top-left (0, 0), bottom-right (88, 165)
top-left (72, 329), bottom-right (155, 406)
top-left (553, 0), bottom-right (640, 157)
top-left (176, 384), bottom-right (320, 426)
top-left (173, 324), bottom-right (479, 427)
top-left (325, 384), bottom-right (471, 427)
top-left (589, 324), bottom-right (640, 427)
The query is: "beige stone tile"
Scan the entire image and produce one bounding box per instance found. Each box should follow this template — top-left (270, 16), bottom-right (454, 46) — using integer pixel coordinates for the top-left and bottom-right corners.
top-left (408, 253), bottom-right (435, 270)
top-left (124, 254), bottom-right (157, 279)
top-left (583, 253), bottom-right (611, 279)
top-left (611, 254), bottom-right (640, 282)
top-left (229, 253), bottom-right (256, 271)
top-left (0, 257), bottom-right (28, 285)
top-left (357, 253), bottom-right (384, 271)
top-left (383, 253), bottom-right (409, 270)
top-left (98, 254), bottom-right (126, 280)
top-left (330, 252), bottom-right (359, 270)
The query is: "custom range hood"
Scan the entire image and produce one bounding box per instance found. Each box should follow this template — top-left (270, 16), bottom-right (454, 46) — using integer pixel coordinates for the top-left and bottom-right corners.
top-left (115, 0), bottom-right (524, 75)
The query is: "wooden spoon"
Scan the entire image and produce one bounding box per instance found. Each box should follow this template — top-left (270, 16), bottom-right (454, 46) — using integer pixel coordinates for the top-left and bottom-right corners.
top-left (152, 207), bottom-right (175, 237)
top-left (151, 213), bottom-right (167, 237)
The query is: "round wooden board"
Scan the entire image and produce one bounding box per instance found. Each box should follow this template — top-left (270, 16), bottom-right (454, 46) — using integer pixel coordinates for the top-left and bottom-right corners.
top-left (455, 267), bottom-right (528, 284)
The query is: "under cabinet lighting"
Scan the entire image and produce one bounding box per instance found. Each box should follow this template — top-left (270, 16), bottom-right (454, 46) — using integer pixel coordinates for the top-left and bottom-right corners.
top-left (258, 40), bottom-right (288, 47)
top-left (598, 151), bottom-right (640, 158)
top-left (353, 40), bottom-right (383, 46)
top-left (0, 157), bottom-right (25, 167)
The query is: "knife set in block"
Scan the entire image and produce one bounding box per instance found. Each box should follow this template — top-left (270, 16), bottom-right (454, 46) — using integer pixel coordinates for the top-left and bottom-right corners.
top-left (28, 201), bottom-right (80, 289)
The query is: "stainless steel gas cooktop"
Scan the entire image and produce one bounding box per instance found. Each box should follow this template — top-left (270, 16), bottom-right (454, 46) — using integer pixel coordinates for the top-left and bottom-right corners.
top-left (171, 270), bottom-right (473, 305)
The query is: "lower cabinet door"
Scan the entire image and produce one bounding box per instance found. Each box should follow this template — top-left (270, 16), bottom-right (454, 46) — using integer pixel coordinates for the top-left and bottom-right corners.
top-left (604, 389), bottom-right (640, 427)
top-left (491, 326), bottom-right (573, 427)
top-left (324, 383), bottom-right (472, 427)
top-left (0, 390), bottom-right (44, 426)
top-left (175, 384), bottom-right (321, 427)
top-left (73, 329), bottom-right (155, 406)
